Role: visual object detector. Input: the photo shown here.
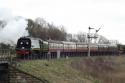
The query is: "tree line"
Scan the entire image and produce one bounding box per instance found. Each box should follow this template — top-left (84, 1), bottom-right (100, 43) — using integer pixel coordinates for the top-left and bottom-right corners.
top-left (26, 18), bottom-right (67, 41)
top-left (26, 17), bottom-right (112, 44)
top-left (0, 17), bottom-right (118, 49)
top-left (26, 17), bottom-right (96, 43)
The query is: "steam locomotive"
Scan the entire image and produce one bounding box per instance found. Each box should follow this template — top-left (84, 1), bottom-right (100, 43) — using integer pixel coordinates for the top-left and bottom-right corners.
top-left (16, 37), bottom-right (118, 58)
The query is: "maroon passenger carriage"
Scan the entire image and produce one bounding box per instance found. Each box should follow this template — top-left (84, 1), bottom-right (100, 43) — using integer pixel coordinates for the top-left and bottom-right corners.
top-left (47, 40), bottom-right (118, 58)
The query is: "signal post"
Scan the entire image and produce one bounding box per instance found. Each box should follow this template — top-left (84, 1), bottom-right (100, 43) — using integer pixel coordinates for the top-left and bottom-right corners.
top-left (87, 27), bottom-right (101, 57)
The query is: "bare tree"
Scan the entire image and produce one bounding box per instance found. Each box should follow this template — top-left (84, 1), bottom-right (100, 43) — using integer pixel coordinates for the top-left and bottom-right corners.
top-left (98, 35), bottom-right (109, 44)
top-left (35, 17), bottom-right (48, 28)
top-left (27, 18), bottom-right (67, 41)
top-left (77, 32), bottom-right (87, 42)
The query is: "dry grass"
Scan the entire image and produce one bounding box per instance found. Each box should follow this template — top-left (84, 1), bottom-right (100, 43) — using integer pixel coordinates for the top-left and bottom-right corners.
top-left (71, 56), bottom-right (125, 83)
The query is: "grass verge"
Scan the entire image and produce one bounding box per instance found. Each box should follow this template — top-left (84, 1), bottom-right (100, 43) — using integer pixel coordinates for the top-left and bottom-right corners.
top-left (18, 56), bottom-right (125, 83)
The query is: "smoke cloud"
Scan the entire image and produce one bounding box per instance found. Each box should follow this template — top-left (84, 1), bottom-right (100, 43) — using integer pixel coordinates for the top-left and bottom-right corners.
top-left (0, 8), bottom-right (28, 45)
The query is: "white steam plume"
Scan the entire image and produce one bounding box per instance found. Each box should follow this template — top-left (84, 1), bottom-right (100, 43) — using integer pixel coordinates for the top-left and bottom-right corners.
top-left (0, 8), bottom-right (28, 45)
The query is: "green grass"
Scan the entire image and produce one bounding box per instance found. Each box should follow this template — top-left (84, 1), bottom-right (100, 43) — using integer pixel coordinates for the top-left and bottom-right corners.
top-left (18, 58), bottom-right (93, 83)
top-left (17, 56), bottom-right (125, 83)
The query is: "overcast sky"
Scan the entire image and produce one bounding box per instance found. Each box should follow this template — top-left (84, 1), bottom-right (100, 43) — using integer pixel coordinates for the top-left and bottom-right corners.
top-left (1, 0), bottom-right (125, 44)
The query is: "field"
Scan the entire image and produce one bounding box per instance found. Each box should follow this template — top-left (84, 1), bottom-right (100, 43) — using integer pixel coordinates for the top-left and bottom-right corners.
top-left (18, 56), bottom-right (125, 83)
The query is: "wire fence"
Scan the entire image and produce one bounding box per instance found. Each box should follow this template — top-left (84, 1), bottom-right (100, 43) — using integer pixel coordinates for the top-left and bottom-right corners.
top-left (0, 49), bottom-right (121, 61)
top-left (16, 51), bottom-right (120, 61)
top-left (0, 49), bottom-right (16, 64)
